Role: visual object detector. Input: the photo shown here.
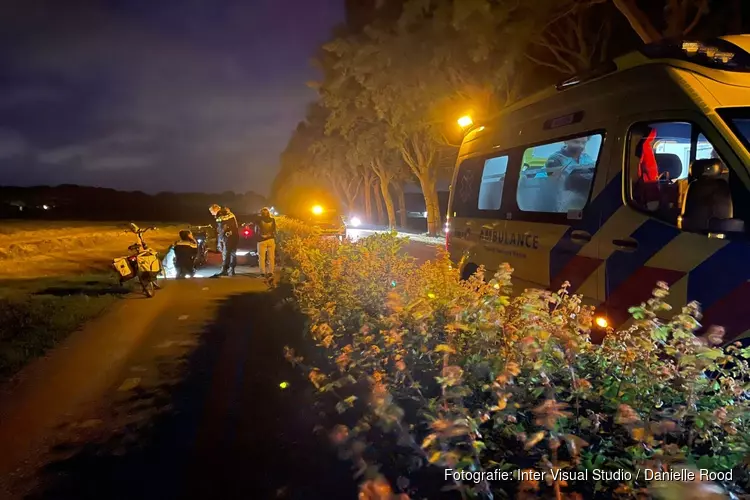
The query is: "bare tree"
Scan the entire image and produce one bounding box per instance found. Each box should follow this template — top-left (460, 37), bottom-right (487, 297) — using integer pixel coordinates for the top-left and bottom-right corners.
top-left (613, 0), bottom-right (710, 43)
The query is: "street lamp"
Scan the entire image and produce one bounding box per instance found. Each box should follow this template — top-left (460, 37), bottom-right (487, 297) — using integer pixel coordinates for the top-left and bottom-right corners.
top-left (312, 204), bottom-right (324, 215)
top-left (457, 115), bottom-right (474, 129)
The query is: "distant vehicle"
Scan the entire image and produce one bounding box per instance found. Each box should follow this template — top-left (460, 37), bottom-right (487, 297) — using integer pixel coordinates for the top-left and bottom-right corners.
top-left (113, 223), bottom-right (164, 297)
top-left (447, 36), bottom-right (750, 344)
top-left (308, 206), bottom-right (346, 240)
top-left (344, 215), bottom-right (362, 228)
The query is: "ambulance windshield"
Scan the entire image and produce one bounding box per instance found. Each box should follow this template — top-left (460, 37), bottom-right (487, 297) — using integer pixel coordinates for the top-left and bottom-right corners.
top-left (718, 109), bottom-right (750, 154)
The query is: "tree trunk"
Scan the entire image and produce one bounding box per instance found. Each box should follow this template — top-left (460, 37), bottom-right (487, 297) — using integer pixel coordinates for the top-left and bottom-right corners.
top-left (378, 177), bottom-right (397, 229)
top-left (612, 0), bottom-right (662, 44)
top-left (395, 183), bottom-right (407, 229)
top-left (363, 182), bottom-right (373, 223)
top-left (346, 193), bottom-right (356, 215)
top-left (374, 181), bottom-right (385, 226)
top-left (330, 180), bottom-right (347, 213)
top-left (418, 177), bottom-right (441, 236)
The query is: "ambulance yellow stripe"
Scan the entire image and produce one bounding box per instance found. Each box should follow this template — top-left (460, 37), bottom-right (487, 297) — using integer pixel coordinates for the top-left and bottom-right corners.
top-left (646, 232), bottom-right (728, 272)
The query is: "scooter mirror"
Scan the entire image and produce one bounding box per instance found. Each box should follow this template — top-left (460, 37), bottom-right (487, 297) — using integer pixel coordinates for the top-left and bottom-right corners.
top-left (129, 223), bottom-right (140, 232)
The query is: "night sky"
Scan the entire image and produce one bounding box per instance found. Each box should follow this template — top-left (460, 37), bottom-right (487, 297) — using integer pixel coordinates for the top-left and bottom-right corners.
top-left (0, 0), bottom-right (343, 196)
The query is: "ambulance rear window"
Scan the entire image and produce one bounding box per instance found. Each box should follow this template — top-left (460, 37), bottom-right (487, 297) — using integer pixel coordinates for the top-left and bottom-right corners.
top-left (453, 154), bottom-right (509, 217)
top-left (641, 39), bottom-right (750, 72)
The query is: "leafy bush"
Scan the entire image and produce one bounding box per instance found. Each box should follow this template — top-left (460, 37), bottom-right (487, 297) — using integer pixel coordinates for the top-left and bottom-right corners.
top-left (280, 230), bottom-right (750, 499)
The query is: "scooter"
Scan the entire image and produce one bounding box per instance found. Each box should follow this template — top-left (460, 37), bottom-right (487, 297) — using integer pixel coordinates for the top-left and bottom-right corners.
top-left (113, 223), bottom-right (164, 298)
top-left (189, 224), bottom-right (213, 269)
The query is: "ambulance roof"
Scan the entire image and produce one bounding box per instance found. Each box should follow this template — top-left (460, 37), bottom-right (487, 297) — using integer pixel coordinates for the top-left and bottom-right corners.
top-left (472, 36), bottom-right (750, 134)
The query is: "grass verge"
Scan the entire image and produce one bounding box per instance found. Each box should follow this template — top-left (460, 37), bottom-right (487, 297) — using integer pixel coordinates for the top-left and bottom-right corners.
top-left (0, 275), bottom-right (129, 381)
top-left (0, 220), bottom-right (186, 381)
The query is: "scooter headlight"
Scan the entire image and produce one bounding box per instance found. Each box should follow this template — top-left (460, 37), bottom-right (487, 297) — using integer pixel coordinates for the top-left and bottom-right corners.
top-left (197, 238), bottom-right (203, 243)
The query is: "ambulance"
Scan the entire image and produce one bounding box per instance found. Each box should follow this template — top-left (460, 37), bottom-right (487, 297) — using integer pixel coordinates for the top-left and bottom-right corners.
top-left (446, 36), bottom-right (750, 343)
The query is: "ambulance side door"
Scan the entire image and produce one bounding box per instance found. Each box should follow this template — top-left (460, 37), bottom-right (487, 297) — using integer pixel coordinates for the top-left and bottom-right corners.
top-left (603, 110), bottom-right (750, 333)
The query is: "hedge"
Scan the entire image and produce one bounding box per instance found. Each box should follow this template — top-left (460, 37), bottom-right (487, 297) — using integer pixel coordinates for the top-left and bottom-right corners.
top-left (276, 222), bottom-right (750, 500)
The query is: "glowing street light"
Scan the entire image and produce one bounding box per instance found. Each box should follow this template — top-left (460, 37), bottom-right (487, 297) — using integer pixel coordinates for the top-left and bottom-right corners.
top-left (457, 115), bottom-right (474, 129)
top-left (312, 204), bottom-right (324, 215)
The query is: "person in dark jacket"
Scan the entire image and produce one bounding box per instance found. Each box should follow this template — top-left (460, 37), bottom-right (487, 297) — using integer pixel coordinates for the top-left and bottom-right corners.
top-left (209, 204), bottom-right (239, 277)
top-left (173, 230), bottom-right (198, 279)
top-left (256, 207), bottom-right (277, 279)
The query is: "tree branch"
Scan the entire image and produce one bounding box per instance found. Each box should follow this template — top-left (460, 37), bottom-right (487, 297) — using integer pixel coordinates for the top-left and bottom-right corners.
top-left (525, 53), bottom-right (574, 75)
top-left (533, 32), bottom-right (580, 74)
top-left (598, 16), bottom-right (612, 63)
top-left (612, 0), bottom-right (662, 43)
top-left (683, 0), bottom-right (709, 36)
top-left (568, 12), bottom-right (591, 67)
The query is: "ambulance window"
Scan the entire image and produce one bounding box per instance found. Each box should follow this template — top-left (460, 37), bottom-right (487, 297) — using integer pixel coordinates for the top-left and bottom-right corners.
top-left (717, 109), bottom-right (750, 153)
top-left (730, 118), bottom-right (750, 150)
top-left (516, 133), bottom-right (602, 213)
top-left (696, 133), bottom-right (718, 161)
top-left (478, 155), bottom-right (508, 210)
top-left (452, 157), bottom-right (483, 217)
top-left (628, 121), bottom-right (723, 222)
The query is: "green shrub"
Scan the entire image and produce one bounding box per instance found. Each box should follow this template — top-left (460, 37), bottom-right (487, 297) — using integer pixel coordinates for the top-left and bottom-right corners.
top-left (280, 230), bottom-right (750, 500)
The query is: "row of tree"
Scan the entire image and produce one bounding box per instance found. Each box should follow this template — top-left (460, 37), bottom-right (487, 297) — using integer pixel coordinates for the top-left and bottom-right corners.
top-left (0, 185), bottom-right (267, 222)
top-left (272, 0), bottom-right (743, 235)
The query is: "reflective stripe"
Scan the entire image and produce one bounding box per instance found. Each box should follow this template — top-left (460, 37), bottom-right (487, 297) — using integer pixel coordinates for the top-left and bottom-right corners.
top-left (549, 172), bottom-right (623, 287)
top-left (604, 219), bottom-right (680, 296)
top-left (688, 242), bottom-right (750, 311)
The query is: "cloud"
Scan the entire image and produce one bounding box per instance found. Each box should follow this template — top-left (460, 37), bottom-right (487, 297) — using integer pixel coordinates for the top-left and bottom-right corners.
top-left (0, 129), bottom-right (30, 159)
top-left (85, 155), bottom-right (155, 171)
top-left (37, 145), bottom-right (87, 165)
top-left (0, 0), bottom-right (344, 194)
top-left (38, 129), bottom-right (158, 173)
top-left (0, 85), bottom-right (62, 110)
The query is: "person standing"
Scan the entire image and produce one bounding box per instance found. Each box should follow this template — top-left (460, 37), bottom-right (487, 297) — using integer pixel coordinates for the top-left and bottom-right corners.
top-left (209, 204), bottom-right (239, 277)
top-left (256, 207), bottom-right (277, 281)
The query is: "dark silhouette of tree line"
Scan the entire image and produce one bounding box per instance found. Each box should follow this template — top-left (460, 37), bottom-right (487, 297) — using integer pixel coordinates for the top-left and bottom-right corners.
top-left (0, 185), bottom-right (267, 223)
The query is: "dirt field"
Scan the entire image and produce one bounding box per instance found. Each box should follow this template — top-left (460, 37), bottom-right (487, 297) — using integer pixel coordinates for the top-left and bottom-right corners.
top-left (0, 220), bottom-right (187, 280)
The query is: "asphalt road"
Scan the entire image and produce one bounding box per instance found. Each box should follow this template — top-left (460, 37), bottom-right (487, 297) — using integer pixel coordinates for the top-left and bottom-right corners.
top-left (0, 239), bottom-right (441, 499)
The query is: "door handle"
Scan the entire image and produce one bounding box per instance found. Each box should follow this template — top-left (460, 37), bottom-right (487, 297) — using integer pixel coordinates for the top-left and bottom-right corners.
top-left (570, 230), bottom-right (592, 245)
top-left (612, 238), bottom-right (638, 251)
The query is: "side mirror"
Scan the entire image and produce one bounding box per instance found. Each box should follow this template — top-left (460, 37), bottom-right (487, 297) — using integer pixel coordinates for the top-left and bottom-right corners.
top-left (148, 226), bottom-right (157, 231)
top-left (708, 218), bottom-right (745, 234)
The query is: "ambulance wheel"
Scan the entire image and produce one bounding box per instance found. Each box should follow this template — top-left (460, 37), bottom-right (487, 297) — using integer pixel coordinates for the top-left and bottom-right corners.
top-left (460, 263), bottom-right (480, 281)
